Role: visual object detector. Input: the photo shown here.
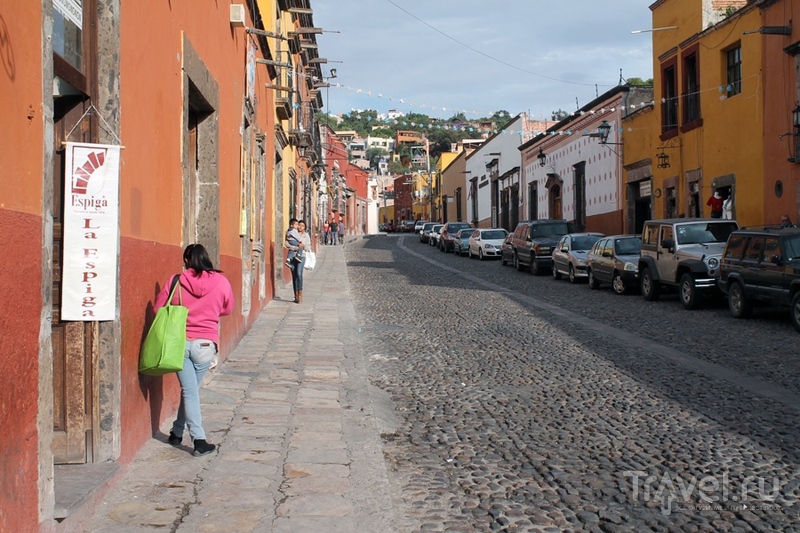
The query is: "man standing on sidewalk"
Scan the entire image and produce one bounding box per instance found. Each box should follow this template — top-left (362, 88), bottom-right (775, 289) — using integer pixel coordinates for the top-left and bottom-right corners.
top-left (329, 217), bottom-right (339, 245)
top-left (338, 219), bottom-right (346, 244)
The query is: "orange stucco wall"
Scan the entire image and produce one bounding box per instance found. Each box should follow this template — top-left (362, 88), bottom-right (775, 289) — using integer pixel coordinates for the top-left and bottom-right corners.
top-left (763, 0), bottom-right (800, 224)
top-left (0, 2), bottom-right (45, 530)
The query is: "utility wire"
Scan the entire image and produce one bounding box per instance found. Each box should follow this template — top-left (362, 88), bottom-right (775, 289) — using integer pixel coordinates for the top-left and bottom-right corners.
top-left (385, 0), bottom-right (608, 87)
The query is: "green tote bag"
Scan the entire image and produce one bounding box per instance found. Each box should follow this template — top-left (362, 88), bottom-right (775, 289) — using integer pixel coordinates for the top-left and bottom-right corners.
top-left (139, 275), bottom-right (188, 376)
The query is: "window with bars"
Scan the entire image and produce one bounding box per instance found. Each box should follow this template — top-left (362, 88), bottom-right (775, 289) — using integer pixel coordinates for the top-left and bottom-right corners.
top-left (726, 46), bottom-right (742, 96)
top-left (682, 53), bottom-right (700, 123)
top-left (661, 63), bottom-right (678, 134)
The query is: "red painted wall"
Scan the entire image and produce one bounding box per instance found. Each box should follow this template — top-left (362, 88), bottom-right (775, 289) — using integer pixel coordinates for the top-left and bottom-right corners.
top-left (0, 1), bottom-right (45, 530)
top-left (0, 211), bottom-right (42, 532)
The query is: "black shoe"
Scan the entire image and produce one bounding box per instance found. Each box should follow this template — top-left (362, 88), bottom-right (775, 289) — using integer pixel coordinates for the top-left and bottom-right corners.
top-left (193, 439), bottom-right (216, 456)
top-left (168, 431), bottom-right (182, 446)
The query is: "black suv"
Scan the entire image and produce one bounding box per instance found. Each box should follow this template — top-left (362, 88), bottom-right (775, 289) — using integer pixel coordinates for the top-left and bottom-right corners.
top-left (718, 226), bottom-right (800, 331)
top-left (509, 220), bottom-right (578, 275)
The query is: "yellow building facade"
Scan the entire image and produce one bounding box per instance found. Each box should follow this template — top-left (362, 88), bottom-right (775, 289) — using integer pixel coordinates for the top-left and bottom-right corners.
top-left (644, 0), bottom-right (763, 226)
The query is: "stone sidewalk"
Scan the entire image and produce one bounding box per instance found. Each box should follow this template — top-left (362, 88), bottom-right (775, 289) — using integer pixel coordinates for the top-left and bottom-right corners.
top-left (81, 241), bottom-right (401, 532)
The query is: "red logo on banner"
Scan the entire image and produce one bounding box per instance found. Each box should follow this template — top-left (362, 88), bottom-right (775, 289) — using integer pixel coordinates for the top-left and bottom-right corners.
top-left (72, 150), bottom-right (107, 195)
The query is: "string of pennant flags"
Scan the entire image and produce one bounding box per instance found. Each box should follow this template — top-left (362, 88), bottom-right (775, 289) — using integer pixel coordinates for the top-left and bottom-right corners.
top-left (286, 69), bottom-right (760, 136)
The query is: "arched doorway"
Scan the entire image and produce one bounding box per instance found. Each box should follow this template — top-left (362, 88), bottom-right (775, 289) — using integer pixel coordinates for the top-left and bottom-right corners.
top-left (545, 173), bottom-right (563, 220)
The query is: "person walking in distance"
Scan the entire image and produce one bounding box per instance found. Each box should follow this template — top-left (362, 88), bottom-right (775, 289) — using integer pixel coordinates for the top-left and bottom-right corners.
top-left (285, 220), bottom-right (312, 303)
top-left (322, 220), bottom-right (330, 245)
top-left (154, 244), bottom-right (234, 456)
top-left (338, 219), bottom-right (346, 244)
top-left (329, 217), bottom-right (339, 246)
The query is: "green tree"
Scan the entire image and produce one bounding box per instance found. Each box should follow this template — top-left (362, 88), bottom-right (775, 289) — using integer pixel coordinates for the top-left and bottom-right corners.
top-left (366, 147), bottom-right (388, 169)
top-left (625, 77), bottom-right (653, 87)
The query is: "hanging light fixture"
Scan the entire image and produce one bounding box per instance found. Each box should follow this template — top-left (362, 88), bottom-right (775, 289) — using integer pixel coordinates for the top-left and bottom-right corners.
top-left (537, 147), bottom-right (547, 167)
top-left (657, 151), bottom-right (670, 169)
top-left (597, 120), bottom-right (611, 144)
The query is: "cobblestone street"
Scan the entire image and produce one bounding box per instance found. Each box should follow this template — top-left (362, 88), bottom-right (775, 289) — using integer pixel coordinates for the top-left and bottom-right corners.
top-left (347, 234), bottom-right (800, 532)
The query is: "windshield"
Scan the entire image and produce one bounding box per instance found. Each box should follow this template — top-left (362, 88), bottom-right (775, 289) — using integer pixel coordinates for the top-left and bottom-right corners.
top-left (482, 230), bottom-right (507, 240)
top-left (432, 225), bottom-right (443, 232)
top-left (615, 237), bottom-right (642, 255)
top-left (784, 235), bottom-right (800, 261)
top-left (675, 222), bottom-right (738, 245)
top-left (531, 222), bottom-right (575, 237)
top-left (572, 235), bottom-right (601, 250)
top-left (457, 231), bottom-right (471, 239)
top-left (423, 223), bottom-right (435, 231)
top-left (448, 224), bottom-right (471, 232)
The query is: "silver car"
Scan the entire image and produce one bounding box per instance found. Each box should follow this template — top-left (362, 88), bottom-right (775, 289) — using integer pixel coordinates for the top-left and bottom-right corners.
top-left (429, 224), bottom-right (444, 247)
top-left (552, 233), bottom-right (603, 283)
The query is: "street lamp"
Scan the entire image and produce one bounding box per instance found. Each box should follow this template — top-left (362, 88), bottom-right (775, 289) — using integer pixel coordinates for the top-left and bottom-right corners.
top-left (537, 147), bottom-right (547, 167)
top-left (325, 68), bottom-right (337, 127)
top-left (595, 120), bottom-right (622, 145)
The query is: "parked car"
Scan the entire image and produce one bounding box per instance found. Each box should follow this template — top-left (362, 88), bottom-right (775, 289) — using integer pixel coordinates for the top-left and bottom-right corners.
top-left (414, 220), bottom-right (428, 234)
top-left (419, 222), bottom-right (436, 243)
top-left (552, 232), bottom-right (603, 283)
top-left (509, 220), bottom-right (578, 275)
top-left (717, 226), bottom-right (800, 330)
top-left (638, 218), bottom-right (739, 309)
top-left (586, 235), bottom-right (643, 294)
top-left (429, 224), bottom-right (444, 247)
top-left (439, 222), bottom-right (473, 252)
top-left (500, 234), bottom-right (515, 266)
top-left (401, 220), bottom-right (416, 232)
top-left (452, 229), bottom-right (473, 256)
top-left (468, 228), bottom-right (508, 260)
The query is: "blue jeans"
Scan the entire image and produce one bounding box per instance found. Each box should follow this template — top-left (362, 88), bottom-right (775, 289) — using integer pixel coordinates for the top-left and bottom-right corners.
top-left (172, 339), bottom-right (216, 441)
top-left (330, 231), bottom-right (338, 245)
top-left (291, 256), bottom-right (305, 291)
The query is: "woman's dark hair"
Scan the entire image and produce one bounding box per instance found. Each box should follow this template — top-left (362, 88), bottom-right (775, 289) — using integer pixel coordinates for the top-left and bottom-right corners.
top-left (183, 244), bottom-right (221, 273)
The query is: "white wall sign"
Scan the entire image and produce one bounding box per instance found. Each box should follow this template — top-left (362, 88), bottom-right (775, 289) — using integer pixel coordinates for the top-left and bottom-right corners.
top-left (62, 142), bottom-right (120, 321)
top-left (54, 0), bottom-right (83, 30)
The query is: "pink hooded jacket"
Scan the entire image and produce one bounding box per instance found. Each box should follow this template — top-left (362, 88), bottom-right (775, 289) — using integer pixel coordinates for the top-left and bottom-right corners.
top-left (153, 269), bottom-right (235, 343)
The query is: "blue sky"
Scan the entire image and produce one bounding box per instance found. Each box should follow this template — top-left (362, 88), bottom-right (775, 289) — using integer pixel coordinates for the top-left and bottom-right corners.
top-left (313, 0), bottom-right (654, 121)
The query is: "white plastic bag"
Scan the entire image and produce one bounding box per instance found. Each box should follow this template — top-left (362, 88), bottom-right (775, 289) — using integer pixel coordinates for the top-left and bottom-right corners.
top-left (303, 251), bottom-right (316, 271)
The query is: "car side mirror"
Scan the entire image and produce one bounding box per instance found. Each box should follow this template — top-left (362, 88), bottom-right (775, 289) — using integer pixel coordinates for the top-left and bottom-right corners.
top-left (602, 251), bottom-right (612, 258)
top-left (661, 238), bottom-right (674, 251)
top-left (561, 246), bottom-right (569, 253)
top-left (772, 254), bottom-right (783, 265)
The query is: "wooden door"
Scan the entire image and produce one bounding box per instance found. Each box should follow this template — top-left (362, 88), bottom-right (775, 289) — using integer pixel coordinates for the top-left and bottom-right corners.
top-left (52, 98), bottom-right (97, 464)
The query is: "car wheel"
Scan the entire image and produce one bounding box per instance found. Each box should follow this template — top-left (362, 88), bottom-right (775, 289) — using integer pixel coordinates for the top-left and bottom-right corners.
top-left (612, 271), bottom-right (627, 295)
top-left (514, 253), bottom-right (523, 271)
top-left (640, 267), bottom-right (660, 301)
top-left (791, 292), bottom-right (800, 332)
top-left (529, 254), bottom-right (539, 275)
top-left (479, 249), bottom-right (485, 261)
top-left (552, 264), bottom-right (562, 280)
top-left (680, 273), bottom-right (702, 310)
top-left (568, 264), bottom-right (577, 284)
top-left (588, 268), bottom-right (600, 290)
top-left (728, 281), bottom-right (752, 319)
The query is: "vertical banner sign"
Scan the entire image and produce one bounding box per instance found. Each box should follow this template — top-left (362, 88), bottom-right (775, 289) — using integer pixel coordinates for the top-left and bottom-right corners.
top-left (62, 142), bottom-right (120, 321)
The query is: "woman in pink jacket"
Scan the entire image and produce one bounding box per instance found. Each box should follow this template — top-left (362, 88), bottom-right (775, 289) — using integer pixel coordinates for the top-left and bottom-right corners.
top-left (153, 244), bottom-right (234, 456)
